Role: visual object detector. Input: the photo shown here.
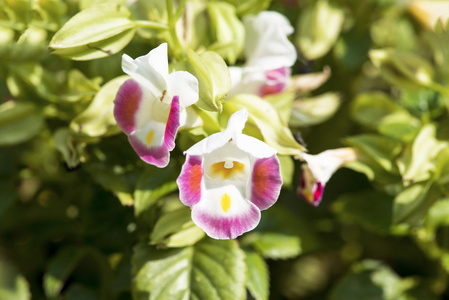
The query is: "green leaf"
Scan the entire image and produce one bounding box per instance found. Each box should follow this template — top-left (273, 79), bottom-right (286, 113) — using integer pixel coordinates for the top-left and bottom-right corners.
top-left (330, 260), bottom-right (415, 300)
top-left (134, 166), bottom-right (179, 218)
top-left (207, 2), bottom-right (244, 64)
top-left (150, 207), bottom-right (205, 248)
top-left (263, 90), bottom-right (295, 124)
top-left (290, 92), bottom-right (341, 127)
top-left (244, 249), bottom-right (269, 300)
top-left (398, 124), bottom-right (444, 183)
top-left (296, 0), bottom-right (344, 60)
top-left (427, 199), bottom-right (449, 231)
top-left (70, 75), bottom-right (128, 137)
top-left (350, 92), bottom-right (402, 129)
top-left (223, 94), bottom-right (305, 155)
top-left (392, 182), bottom-right (438, 225)
top-left (132, 238), bottom-right (246, 300)
top-left (250, 232), bottom-right (301, 260)
top-left (0, 252), bottom-right (30, 300)
top-left (183, 50), bottom-right (231, 112)
top-left (345, 134), bottom-right (401, 174)
top-left (369, 49), bottom-right (434, 89)
top-left (371, 17), bottom-right (416, 51)
top-left (53, 128), bottom-right (82, 169)
top-left (9, 26), bottom-right (48, 61)
top-left (378, 111), bottom-right (420, 142)
top-left (49, 3), bottom-right (137, 60)
top-left (278, 155), bottom-right (294, 188)
top-left (224, 0), bottom-right (272, 16)
top-left (0, 101), bottom-right (44, 146)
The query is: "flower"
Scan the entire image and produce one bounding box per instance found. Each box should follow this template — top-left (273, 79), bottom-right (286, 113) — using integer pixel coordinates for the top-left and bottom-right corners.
top-left (297, 148), bottom-right (357, 206)
top-left (177, 109), bottom-right (283, 239)
top-left (113, 43), bottom-right (199, 168)
top-left (228, 11), bottom-right (297, 97)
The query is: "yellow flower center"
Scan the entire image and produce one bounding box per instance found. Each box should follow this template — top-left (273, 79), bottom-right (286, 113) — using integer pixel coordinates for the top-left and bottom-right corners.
top-left (221, 193), bottom-right (231, 213)
top-left (211, 161), bottom-right (245, 179)
top-left (146, 130), bottom-right (154, 146)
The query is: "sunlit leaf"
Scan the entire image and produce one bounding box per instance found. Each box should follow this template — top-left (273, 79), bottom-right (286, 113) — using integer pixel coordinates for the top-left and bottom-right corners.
top-left (296, 0), bottom-right (344, 60)
top-left (70, 75), bottom-right (128, 137)
top-left (207, 2), bottom-right (244, 64)
top-left (181, 50), bottom-right (231, 112)
top-left (132, 238), bottom-right (246, 299)
top-left (250, 232), bottom-right (301, 260)
top-left (134, 166), bottom-right (178, 219)
top-left (223, 94), bottom-right (305, 155)
top-left (49, 3), bottom-right (137, 60)
top-left (150, 207), bottom-right (205, 248)
top-left (290, 92), bottom-right (341, 127)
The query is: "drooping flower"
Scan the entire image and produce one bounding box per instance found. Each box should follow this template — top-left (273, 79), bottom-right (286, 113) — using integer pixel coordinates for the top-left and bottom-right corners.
top-left (177, 109), bottom-right (283, 239)
top-left (297, 148), bottom-right (357, 206)
top-left (113, 43), bottom-right (199, 168)
top-left (228, 11), bottom-right (297, 97)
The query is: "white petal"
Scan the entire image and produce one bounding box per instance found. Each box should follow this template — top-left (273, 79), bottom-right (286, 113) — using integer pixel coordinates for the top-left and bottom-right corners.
top-left (243, 11), bottom-right (297, 70)
top-left (235, 134), bottom-right (277, 158)
top-left (179, 106), bottom-right (202, 129)
top-left (191, 183), bottom-right (261, 239)
top-left (229, 66), bottom-right (243, 91)
top-left (134, 87), bottom-right (170, 129)
top-left (122, 53), bottom-right (166, 99)
top-left (301, 148), bottom-right (357, 184)
top-left (166, 70), bottom-right (199, 107)
top-left (185, 130), bottom-right (232, 156)
top-left (132, 120), bottom-right (166, 148)
top-left (142, 43), bottom-right (169, 77)
top-left (227, 68), bottom-right (266, 98)
top-left (185, 109), bottom-right (248, 156)
top-left (225, 109), bottom-right (248, 135)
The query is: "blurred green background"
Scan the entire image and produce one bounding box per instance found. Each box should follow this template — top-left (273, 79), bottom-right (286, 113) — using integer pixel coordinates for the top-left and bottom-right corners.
top-left (1, 0), bottom-right (449, 299)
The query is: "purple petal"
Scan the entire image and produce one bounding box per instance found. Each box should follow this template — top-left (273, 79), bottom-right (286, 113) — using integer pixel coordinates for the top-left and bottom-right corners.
top-left (128, 96), bottom-right (181, 168)
top-left (251, 155), bottom-right (283, 210)
top-left (113, 79), bottom-right (142, 135)
top-left (177, 155), bottom-right (203, 207)
top-left (259, 67), bottom-right (290, 97)
top-left (192, 202), bottom-right (261, 240)
top-left (297, 166), bottom-right (323, 206)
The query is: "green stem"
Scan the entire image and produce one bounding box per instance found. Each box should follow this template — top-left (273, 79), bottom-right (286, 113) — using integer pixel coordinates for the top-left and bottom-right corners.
top-left (166, 0), bottom-right (185, 59)
top-left (174, 0), bottom-right (187, 21)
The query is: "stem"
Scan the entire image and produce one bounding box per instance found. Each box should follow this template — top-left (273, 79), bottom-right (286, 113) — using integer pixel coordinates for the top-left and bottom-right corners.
top-left (174, 0), bottom-right (187, 21)
top-left (166, 0), bottom-right (184, 59)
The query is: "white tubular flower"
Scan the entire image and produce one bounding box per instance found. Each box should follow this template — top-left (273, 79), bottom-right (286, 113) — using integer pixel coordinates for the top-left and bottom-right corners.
top-left (113, 43), bottom-right (199, 168)
top-left (177, 109), bottom-right (283, 239)
top-left (228, 11), bottom-right (297, 98)
top-left (297, 148), bottom-right (357, 206)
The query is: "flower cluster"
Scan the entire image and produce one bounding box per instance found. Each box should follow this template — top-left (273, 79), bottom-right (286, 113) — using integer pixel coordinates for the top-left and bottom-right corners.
top-left (113, 11), bottom-right (351, 239)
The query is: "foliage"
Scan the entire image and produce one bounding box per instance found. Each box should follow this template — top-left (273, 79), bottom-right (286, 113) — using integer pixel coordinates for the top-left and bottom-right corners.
top-left (2, 0), bottom-right (449, 299)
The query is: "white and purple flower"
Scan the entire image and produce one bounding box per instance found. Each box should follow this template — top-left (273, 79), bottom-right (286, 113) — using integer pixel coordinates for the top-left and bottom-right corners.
top-left (113, 43), bottom-right (199, 168)
top-left (228, 11), bottom-right (297, 97)
top-left (177, 109), bottom-right (283, 239)
top-left (297, 148), bottom-right (357, 206)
